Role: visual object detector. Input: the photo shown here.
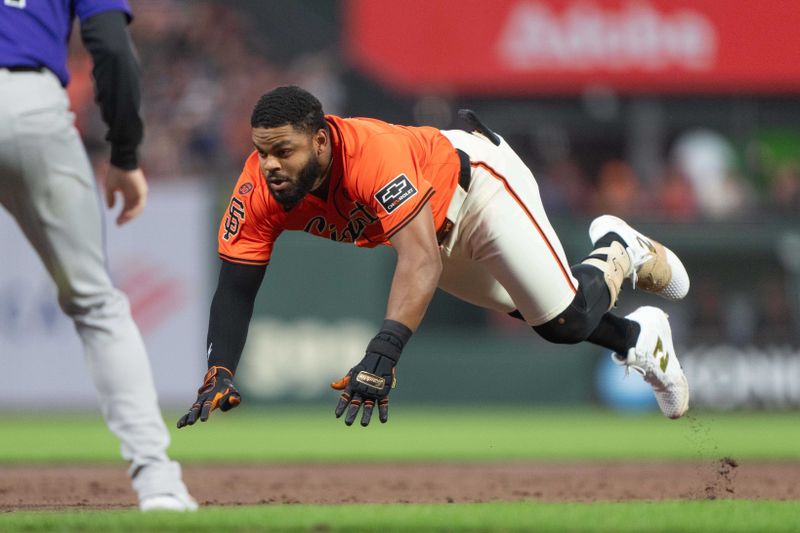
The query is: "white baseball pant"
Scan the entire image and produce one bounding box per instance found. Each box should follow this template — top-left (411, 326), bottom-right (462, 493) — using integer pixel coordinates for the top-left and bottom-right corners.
top-left (438, 129), bottom-right (579, 326)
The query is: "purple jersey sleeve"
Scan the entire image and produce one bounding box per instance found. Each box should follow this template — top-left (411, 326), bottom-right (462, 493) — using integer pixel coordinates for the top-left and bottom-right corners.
top-left (0, 0), bottom-right (133, 86)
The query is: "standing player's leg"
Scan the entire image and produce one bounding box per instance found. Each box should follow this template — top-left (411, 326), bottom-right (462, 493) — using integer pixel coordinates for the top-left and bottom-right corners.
top-left (0, 71), bottom-right (196, 509)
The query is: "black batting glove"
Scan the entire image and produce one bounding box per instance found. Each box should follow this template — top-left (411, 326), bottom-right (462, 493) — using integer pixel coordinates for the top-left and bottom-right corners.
top-left (331, 354), bottom-right (397, 427)
top-left (331, 320), bottom-right (412, 427)
top-left (177, 366), bottom-right (241, 428)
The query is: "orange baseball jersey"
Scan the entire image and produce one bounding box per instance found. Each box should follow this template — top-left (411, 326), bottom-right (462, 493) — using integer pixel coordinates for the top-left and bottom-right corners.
top-left (217, 115), bottom-right (461, 266)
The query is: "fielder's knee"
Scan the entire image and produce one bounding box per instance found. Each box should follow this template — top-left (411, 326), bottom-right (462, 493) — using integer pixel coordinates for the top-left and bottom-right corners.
top-left (58, 286), bottom-right (130, 324)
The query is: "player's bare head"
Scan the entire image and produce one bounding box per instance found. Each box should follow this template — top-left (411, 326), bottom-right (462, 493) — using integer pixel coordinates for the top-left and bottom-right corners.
top-left (250, 87), bottom-right (331, 212)
top-left (250, 85), bottom-right (327, 135)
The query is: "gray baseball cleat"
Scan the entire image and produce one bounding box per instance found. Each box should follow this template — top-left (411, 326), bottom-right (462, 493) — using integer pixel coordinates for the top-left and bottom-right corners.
top-left (589, 214), bottom-right (690, 300)
top-left (613, 306), bottom-right (689, 419)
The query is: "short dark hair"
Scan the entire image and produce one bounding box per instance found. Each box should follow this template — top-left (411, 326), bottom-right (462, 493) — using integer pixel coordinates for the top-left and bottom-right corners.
top-left (250, 86), bottom-right (327, 134)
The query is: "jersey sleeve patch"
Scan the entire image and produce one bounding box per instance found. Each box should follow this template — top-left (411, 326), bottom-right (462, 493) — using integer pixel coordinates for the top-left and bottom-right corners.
top-left (374, 174), bottom-right (418, 214)
top-left (222, 197), bottom-right (246, 241)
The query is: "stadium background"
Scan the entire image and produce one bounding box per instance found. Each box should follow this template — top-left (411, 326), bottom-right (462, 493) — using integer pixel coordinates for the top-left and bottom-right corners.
top-left (2, 0), bottom-right (800, 415)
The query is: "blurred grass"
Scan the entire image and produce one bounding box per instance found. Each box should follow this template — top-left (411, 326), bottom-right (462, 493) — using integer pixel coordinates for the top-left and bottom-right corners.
top-left (1, 406), bottom-right (799, 463)
top-left (1, 501), bottom-right (800, 532)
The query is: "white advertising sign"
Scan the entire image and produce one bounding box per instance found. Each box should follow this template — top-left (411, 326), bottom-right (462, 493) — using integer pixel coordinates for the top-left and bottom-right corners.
top-left (0, 183), bottom-right (210, 408)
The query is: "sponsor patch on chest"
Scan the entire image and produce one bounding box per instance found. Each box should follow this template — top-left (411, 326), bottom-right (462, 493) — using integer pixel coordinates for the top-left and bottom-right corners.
top-left (375, 174), bottom-right (417, 214)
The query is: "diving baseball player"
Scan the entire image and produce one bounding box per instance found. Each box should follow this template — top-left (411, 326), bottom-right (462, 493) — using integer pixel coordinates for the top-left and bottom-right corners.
top-left (0, 0), bottom-right (196, 511)
top-left (178, 86), bottom-right (690, 429)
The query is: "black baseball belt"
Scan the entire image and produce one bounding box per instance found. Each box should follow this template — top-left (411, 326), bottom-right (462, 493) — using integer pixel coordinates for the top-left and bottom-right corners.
top-left (436, 148), bottom-right (472, 245)
top-left (1, 65), bottom-right (45, 72)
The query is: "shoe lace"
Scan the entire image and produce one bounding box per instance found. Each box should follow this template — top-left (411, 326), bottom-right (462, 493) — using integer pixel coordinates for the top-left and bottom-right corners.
top-left (627, 253), bottom-right (639, 288)
top-left (620, 351), bottom-right (669, 392)
top-left (621, 363), bottom-right (644, 379)
top-left (617, 353), bottom-right (646, 381)
top-left (625, 245), bottom-right (658, 290)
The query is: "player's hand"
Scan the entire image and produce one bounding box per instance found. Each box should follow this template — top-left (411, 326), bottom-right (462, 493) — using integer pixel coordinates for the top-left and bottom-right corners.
top-left (177, 366), bottom-right (241, 428)
top-left (105, 165), bottom-right (148, 225)
top-left (331, 348), bottom-right (399, 427)
top-left (332, 321), bottom-right (411, 427)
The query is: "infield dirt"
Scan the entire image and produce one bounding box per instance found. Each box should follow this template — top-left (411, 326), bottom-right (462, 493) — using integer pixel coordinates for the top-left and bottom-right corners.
top-left (2, 461), bottom-right (799, 510)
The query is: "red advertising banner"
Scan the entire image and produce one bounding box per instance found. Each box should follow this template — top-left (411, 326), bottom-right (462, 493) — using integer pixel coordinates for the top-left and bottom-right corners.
top-left (345, 0), bottom-right (800, 95)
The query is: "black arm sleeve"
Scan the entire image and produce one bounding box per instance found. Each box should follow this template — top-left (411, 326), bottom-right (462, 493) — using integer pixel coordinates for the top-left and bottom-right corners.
top-left (80, 11), bottom-right (143, 170)
top-left (206, 260), bottom-right (266, 373)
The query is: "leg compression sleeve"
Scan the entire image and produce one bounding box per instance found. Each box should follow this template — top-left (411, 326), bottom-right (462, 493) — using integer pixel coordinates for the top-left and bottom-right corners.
top-left (586, 313), bottom-right (641, 355)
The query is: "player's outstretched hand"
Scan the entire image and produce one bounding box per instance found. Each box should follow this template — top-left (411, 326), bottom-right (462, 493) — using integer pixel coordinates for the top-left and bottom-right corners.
top-left (331, 351), bottom-right (397, 427)
top-left (105, 165), bottom-right (148, 226)
top-left (177, 366), bottom-right (241, 428)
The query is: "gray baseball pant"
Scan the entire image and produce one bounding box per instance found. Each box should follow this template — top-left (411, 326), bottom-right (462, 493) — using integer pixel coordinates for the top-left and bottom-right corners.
top-left (0, 68), bottom-right (186, 499)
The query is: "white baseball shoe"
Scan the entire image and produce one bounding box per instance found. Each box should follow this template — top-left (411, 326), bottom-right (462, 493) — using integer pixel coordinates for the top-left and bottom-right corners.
top-left (133, 461), bottom-right (198, 512)
top-left (613, 306), bottom-right (689, 419)
top-left (589, 215), bottom-right (690, 300)
top-left (139, 491), bottom-right (199, 512)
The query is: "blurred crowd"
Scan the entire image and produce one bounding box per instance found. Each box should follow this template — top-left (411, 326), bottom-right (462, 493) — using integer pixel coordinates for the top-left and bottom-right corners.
top-left (690, 274), bottom-right (798, 346)
top-left (535, 129), bottom-right (800, 222)
top-left (68, 0), bottom-right (345, 184)
top-left (65, 2), bottom-right (800, 223)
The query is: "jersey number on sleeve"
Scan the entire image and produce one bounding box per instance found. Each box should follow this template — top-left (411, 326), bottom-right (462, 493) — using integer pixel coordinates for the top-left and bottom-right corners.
top-left (4, 0), bottom-right (26, 9)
